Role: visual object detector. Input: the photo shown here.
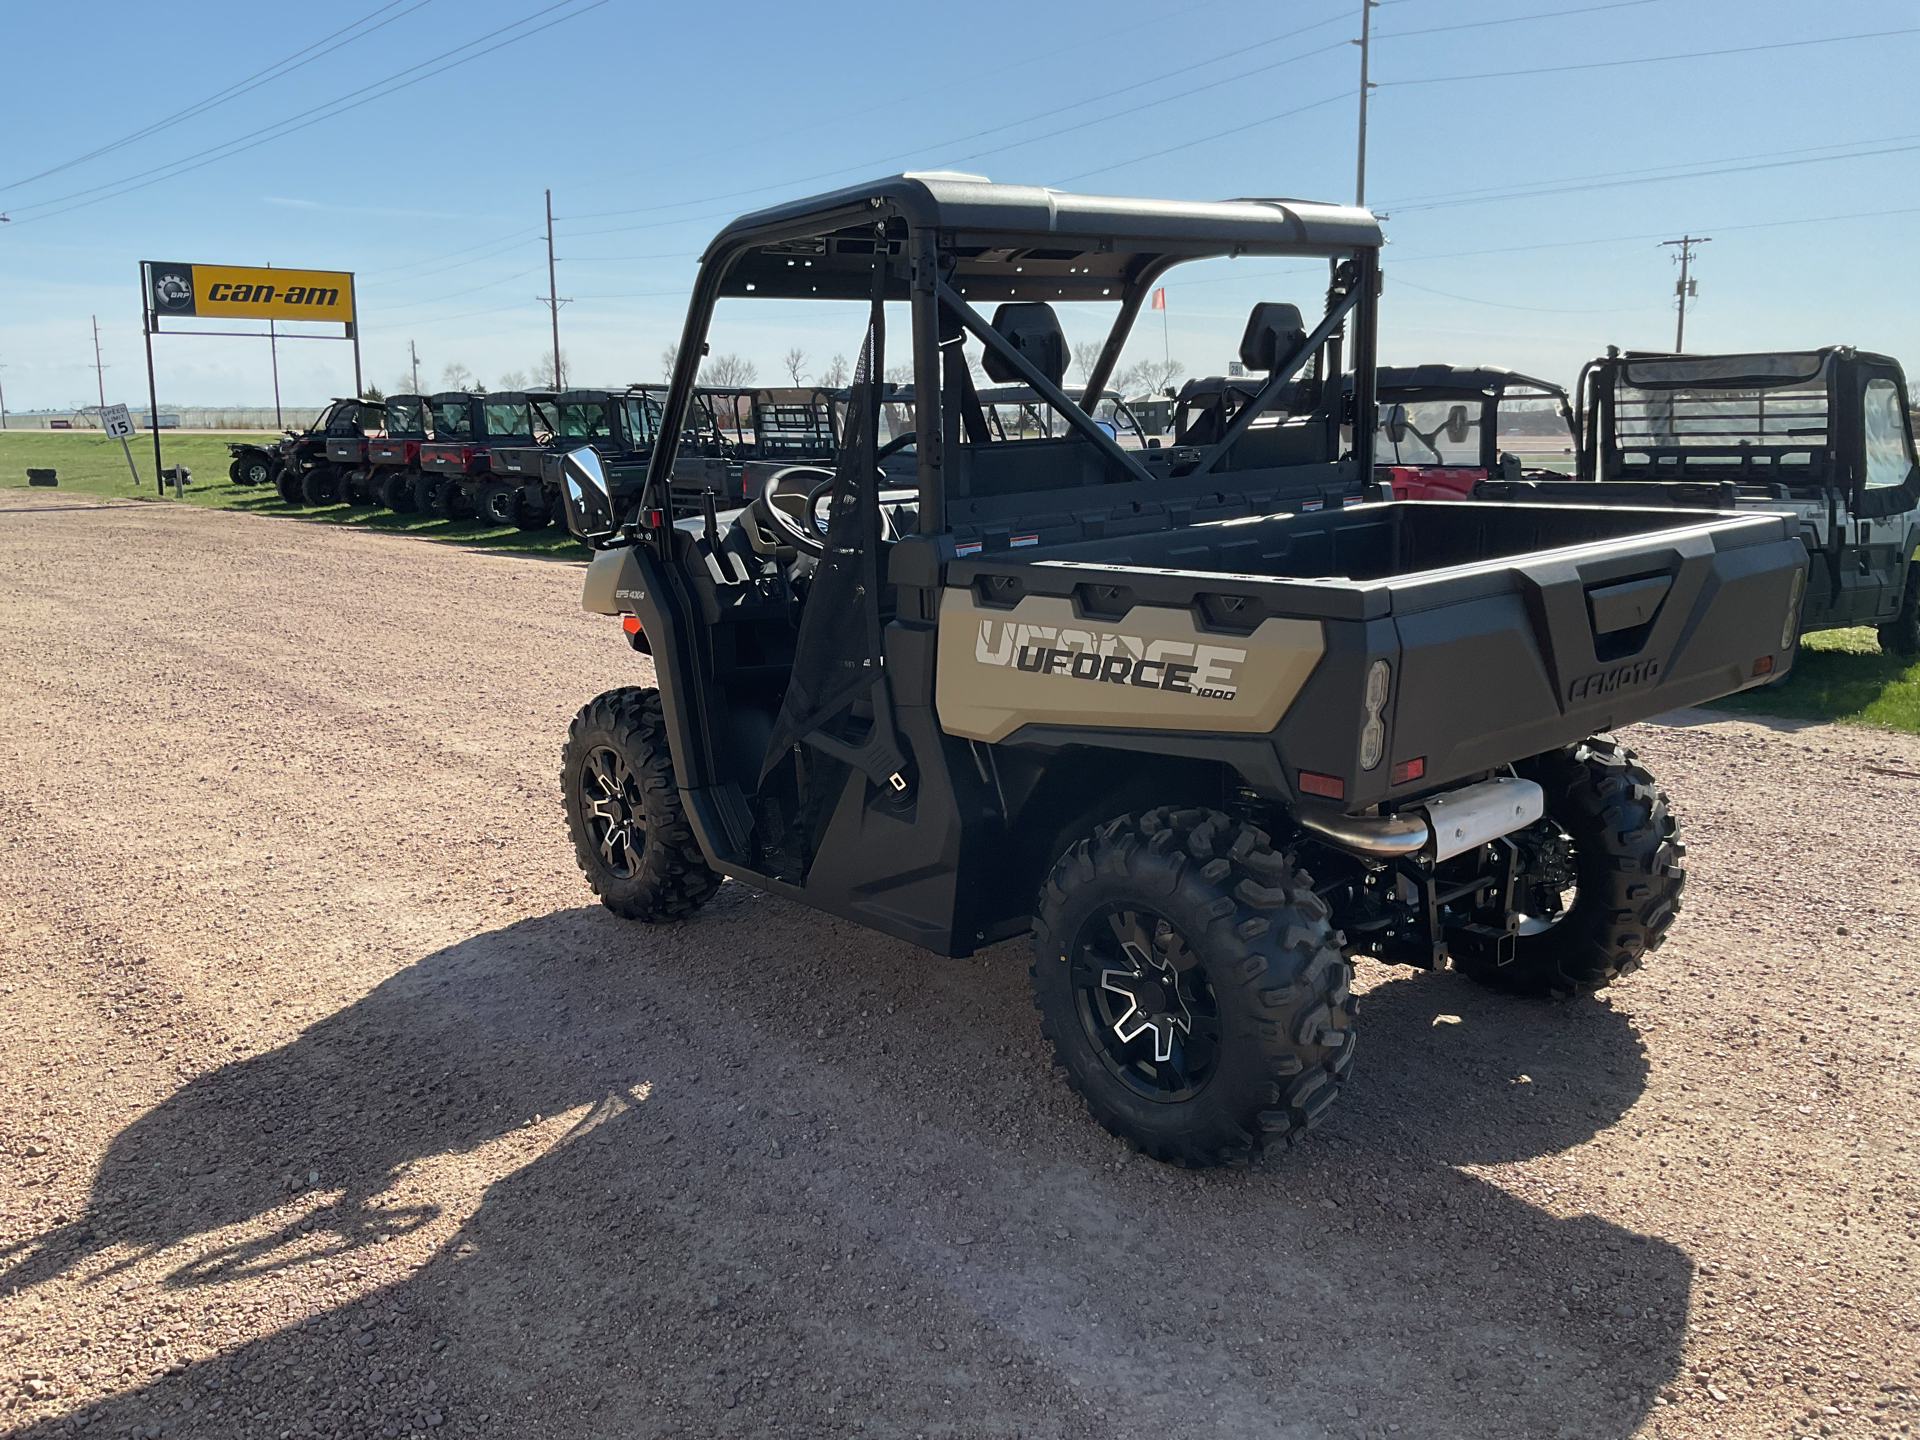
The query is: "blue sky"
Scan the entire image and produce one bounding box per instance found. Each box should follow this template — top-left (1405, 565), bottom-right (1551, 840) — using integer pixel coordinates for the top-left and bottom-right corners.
top-left (1, 0), bottom-right (1914, 410)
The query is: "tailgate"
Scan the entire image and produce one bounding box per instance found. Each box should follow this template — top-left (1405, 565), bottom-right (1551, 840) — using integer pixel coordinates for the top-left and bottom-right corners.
top-left (1377, 511), bottom-right (1804, 791)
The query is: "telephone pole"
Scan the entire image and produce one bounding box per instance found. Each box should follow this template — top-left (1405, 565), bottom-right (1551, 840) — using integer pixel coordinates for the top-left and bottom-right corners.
top-left (1660, 235), bottom-right (1710, 352)
top-left (409, 339), bottom-right (421, 394)
top-left (1351, 0), bottom-right (1378, 206)
top-left (542, 189), bottom-right (570, 389)
top-left (90, 318), bottom-right (108, 420)
top-left (0, 361), bottom-right (10, 430)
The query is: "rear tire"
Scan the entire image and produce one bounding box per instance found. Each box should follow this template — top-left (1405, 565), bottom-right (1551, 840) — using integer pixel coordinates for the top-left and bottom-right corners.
top-left (513, 485), bottom-right (554, 530)
top-left (561, 687), bottom-right (721, 922)
top-left (378, 471), bottom-right (417, 511)
top-left (1879, 563), bottom-right (1920, 658)
top-left (1031, 807), bottom-right (1355, 1167)
top-left (275, 467), bottom-right (305, 505)
top-left (1456, 735), bottom-right (1685, 999)
top-left (412, 473), bottom-right (444, 515)
top-left (477, 481), bottom-right (518, 526)
top-left (300, 465), bottom-right (340, 506)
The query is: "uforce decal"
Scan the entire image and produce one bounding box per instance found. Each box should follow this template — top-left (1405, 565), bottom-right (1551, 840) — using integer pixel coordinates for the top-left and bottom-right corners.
top-left (975, 619), bottom-right (1245, 701)
top-left (1567, 657), bottom-right (1659, 702)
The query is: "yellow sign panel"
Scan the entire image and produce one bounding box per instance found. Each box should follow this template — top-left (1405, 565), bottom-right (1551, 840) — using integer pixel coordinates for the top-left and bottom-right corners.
top-left (144, 261), bottom-right (354, 323)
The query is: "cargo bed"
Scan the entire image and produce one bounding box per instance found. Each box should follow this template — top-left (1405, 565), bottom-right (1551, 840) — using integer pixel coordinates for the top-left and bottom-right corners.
top-left (925, 498), bottom-right (1806, 811)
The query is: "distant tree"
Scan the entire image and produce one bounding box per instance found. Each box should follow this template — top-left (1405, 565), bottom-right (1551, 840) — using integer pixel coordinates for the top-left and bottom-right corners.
top-left (1116, 356), bottom-right (1186, 395)
top-left (819, 354), bottom-right (850, 389)
top-left (884, 363), bottom-right (912, 386)
top-left (440, 361), bottom-right (475, 391)
top-left (392, 374), bottom-right (419, 396)
top-left (659, 343), bottom-right (679, 381)
top-left (1071, 340), bottom-right (1106, 386)
top-left (706, 353), bottom-right (758, 386)
top-left (497, 369), bottom-right (530, 391)
top-left (783, 347), bottom-right (809, 385)
top-left (532, 351), bottom-right (569, 389)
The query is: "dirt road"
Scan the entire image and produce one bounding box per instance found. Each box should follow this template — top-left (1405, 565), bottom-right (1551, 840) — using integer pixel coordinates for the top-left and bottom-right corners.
top-left (2, 492), bottom-right (1917, 1440)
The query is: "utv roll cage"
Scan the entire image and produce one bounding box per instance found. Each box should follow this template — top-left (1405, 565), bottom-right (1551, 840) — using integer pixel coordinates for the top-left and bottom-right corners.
top-left (1574, 346), bottom-right (1920, 517)
top-left (636, 173), bottom-right (1383, 550)
top-left (1375, 365), bottom-right (1572, 473)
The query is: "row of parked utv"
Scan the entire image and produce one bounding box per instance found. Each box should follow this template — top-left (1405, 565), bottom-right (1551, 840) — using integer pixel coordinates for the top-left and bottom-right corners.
top-left (224, 383), bottom-right (843, 531)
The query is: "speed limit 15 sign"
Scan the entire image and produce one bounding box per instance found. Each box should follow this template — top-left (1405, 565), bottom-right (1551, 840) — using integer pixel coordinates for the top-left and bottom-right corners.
top-left (102, 403), bottom-right (134, 439)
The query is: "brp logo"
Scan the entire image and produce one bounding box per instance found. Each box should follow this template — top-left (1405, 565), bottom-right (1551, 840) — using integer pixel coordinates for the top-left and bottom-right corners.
top-left (152, 269), bottom-right (193, 312)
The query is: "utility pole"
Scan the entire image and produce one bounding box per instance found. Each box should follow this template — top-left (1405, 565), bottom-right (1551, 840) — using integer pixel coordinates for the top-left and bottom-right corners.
top-left (1660, 235), bottom-right (1710, 352)
top-left (409, 339), bottom-right (421, 394)
top-left (91, 315), bottom-right (109, 418)
top-left (1351, 0), bottom-right (1378, 207)
top-left (542, 189), bottom-right (570, 389)
top-left (0, 361), bottom-right (9, 430)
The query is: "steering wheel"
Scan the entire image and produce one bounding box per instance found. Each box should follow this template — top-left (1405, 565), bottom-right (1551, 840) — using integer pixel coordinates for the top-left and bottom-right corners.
top-left (754, 464), bottom-right (901, 558)
top-left (755, 465), bottom-right (835, 556)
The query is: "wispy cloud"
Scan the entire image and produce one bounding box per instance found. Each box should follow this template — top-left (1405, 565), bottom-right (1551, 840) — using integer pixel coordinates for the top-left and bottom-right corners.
top-left (262, 196), bottom-right (470, 221)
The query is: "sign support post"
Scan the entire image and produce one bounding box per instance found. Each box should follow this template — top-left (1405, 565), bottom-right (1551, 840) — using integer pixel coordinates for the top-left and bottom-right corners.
top-left (140, 272), bottom-right (164, 495)
top-left (348, 273), bottom-right (362, 398)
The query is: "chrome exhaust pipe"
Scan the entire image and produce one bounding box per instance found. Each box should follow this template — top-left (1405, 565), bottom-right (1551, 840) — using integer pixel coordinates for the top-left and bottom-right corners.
top-left (1295, 776), bottom-right (1544, 861)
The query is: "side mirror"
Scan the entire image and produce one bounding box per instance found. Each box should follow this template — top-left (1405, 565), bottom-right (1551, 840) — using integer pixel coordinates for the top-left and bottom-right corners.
top-left (1444, 404), bottom-right (1472, 445)
top-left (1383, 404), bottom-right (1409, 444)
top-left (559, 445), bottom-right (618, 545)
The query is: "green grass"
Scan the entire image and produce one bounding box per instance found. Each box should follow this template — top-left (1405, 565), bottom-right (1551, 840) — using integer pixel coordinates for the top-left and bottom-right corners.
top-left (1702, 625), bottom-right (1920, 733)
top-left (0, 429), bottom-right (589, 562)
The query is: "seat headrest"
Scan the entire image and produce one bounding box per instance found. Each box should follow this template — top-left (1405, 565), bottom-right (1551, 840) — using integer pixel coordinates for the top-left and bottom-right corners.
top-left (1239, 302), bottom-right (1308, 373)
top-left (982, 302), bottom-right (1070, 387)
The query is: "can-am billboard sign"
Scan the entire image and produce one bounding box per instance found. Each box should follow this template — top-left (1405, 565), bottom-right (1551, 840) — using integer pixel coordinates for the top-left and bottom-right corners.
top-left (143, 262), bottom-right (354, 323)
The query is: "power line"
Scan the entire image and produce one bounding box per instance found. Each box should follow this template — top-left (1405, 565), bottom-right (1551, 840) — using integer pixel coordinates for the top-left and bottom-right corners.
top-left (556, 0), bottom-right (1268, 222)
top-left (1380, 26), bottom-right (1920, 89)
top-left (1383, 133), bottom-right (1920, 211)
top-left (1391, 276), bottom-right (1650, 314)
top-left (0, 0), bottom-right (431, 195)
top-left (559, 19), bottom-right (1355, 233)
top-left (2, 0), bottom-right (611, 225)
top-left (1054, 92), bottom-right (1349, 185)
top-left (1373, 0), bottom-right (1667, 41)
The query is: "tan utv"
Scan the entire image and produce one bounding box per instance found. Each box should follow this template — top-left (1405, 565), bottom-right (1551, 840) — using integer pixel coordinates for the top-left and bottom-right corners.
top-left (553, 174), bottom-right (1807, 1167)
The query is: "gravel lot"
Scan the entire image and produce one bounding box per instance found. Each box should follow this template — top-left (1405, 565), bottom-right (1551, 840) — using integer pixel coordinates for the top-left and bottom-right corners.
top-left (3, 491), bottom-right (1918, 1440)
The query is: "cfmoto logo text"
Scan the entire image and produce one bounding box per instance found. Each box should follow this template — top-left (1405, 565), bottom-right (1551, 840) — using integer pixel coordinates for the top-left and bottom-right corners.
top-left (974, 619), bottom-right (1244, 701)
top-left (1567, 657), bottom-right (1660, 701)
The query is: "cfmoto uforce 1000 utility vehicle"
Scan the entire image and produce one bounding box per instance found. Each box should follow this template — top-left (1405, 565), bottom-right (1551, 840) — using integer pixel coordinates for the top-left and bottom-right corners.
top-left (1480, 347), bottom-right (1920, 655)
top-left (555, 175), bottom-right (1808, 1166)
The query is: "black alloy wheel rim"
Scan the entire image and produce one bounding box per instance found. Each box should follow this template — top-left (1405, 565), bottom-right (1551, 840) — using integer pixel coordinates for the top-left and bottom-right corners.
top-left (245, 460), bottom-right (271, 485)
top-left (580, 745), bottom-right (646, 879)
top-left (1071, 904), bottom-right (1221, 1102)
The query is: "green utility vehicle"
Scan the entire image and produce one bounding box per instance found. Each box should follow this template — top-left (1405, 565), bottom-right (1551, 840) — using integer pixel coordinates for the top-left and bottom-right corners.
top-left (553, 175), bottom-right (1808, 1166)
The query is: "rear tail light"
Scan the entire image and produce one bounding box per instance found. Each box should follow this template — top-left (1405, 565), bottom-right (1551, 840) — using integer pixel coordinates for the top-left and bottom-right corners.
top-left (1298, 770), bottom-right (1345, 800)
top-left (1359, 658), bottom-right (1391, 771)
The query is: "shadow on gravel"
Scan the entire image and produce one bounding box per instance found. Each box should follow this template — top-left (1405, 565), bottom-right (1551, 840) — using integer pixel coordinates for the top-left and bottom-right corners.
top-left (8, 893), bottom-right (1687, 1440)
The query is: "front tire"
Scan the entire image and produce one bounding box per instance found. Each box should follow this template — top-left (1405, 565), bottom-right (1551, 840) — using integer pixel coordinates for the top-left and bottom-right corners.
top-left (1456, 735), bottom-right (1685, 999)
top-left (379, 470), bottom-right (418, 512)
top-left (562, 687), bottom-right (720, 922)
top-left (275, 467), bottom-right (304, 505)
top-left (1031, 807), bottom-right (1355, 1167)
top-left (513, 485), bottom-right (554, 530)
top-left (1880, 563), bottom-right (1920, 658)
top-left (242, 454), bottom-right (275, 488)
